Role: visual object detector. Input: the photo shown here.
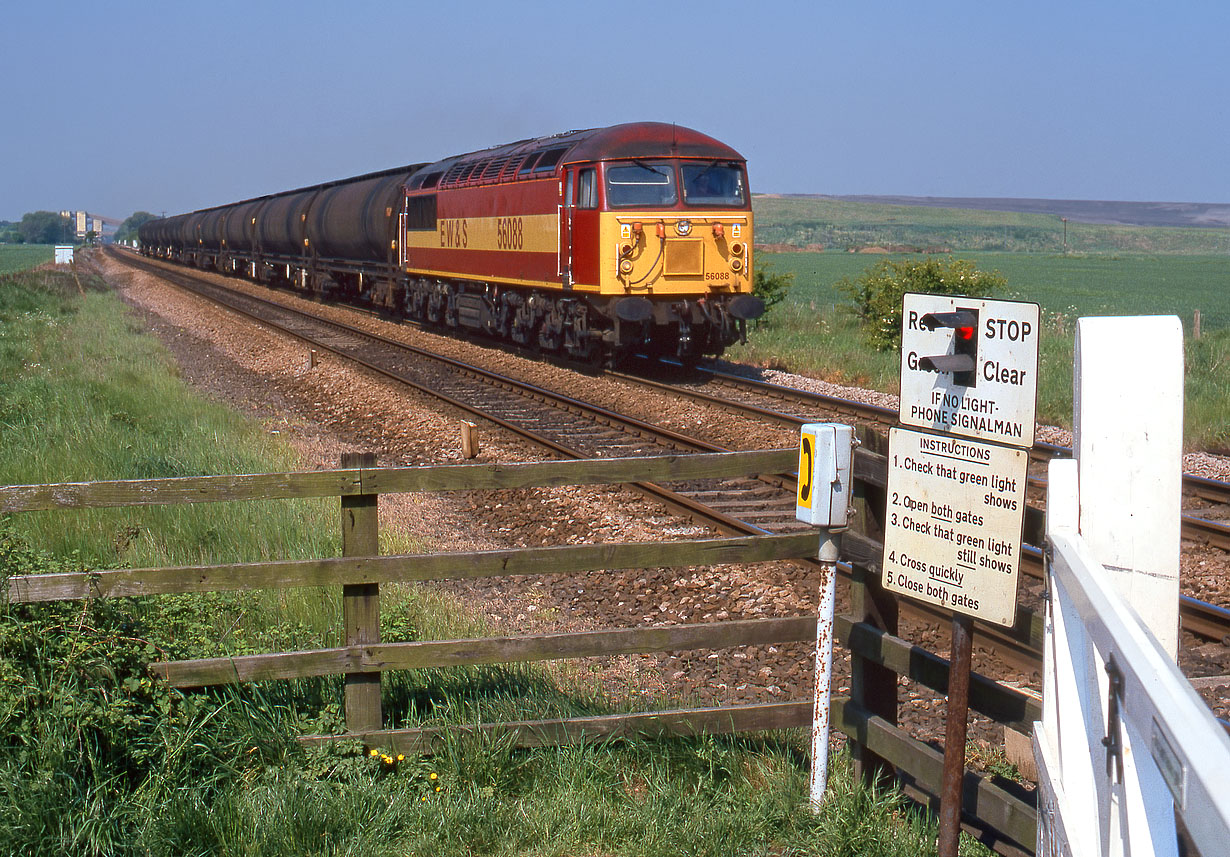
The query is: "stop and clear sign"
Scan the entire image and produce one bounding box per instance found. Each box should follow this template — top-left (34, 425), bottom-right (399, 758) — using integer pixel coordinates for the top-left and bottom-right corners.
top-left (899, 294), bottom-right (1040, 449)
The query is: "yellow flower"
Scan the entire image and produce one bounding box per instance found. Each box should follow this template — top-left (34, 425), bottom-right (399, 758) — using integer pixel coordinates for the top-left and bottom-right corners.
top-left (397, 754), bottom-right (405, 762)
top-left (369, 749), bottom-right (379, 757)
top-left (421, 796), bottom-right (428, 802)
top-left (435, 786), bottom-right (442, 793)
top-left (429, 772), bottom-right (438, 780)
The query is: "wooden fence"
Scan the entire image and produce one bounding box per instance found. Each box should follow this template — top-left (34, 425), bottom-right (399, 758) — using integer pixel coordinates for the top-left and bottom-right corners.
top-left (1, 444), bottom-right (1039, 854)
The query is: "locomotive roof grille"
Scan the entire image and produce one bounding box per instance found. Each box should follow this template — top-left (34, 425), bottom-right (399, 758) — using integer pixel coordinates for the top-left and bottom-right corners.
top-left (479, 156), bottom-right (511, 181)
top-left (441, 162), bottom-right (470, 185)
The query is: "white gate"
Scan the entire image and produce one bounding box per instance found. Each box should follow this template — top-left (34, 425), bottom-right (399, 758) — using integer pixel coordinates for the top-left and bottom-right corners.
top-left (1034, 316), bottom-right (1230, 856)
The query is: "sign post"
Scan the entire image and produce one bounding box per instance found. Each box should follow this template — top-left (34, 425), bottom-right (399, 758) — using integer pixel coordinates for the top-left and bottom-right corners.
top-left (885, 294), bottom-right (1039, 855)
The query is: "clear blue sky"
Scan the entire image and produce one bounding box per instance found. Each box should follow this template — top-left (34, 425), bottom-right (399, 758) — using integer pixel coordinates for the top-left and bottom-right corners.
top-left (2, 0), bottom-right (1227, 222)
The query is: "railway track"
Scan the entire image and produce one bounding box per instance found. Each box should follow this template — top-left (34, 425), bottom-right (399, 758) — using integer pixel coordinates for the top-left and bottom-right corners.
top-left (110, 249), bottom-right (1050, 670)
top-left (106, 249), bottom-right (1230, 665)
top-left (612, 360), bottom-right (1230, 552)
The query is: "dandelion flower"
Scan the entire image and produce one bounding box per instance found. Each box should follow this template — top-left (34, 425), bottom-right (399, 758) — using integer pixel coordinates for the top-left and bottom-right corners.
top-left (435, 786), bottom-right (442, 793)
top-left (429, 772), bottom-right (438, 781)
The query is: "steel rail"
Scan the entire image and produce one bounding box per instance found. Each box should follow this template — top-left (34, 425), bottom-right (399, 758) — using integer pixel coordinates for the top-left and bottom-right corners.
top-left (610, 362), bottom-right (1230, 546)
top-left (108, 252), bottom-right (1229, 659)
top-left (692, 362), bottom-right (1230, 505)
top-left (110, 249), bottom-right (1048, 671)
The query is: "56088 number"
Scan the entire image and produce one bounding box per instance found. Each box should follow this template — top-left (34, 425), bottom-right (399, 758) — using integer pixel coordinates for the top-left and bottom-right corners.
top-left (496, 217), bottom-right (523, 250)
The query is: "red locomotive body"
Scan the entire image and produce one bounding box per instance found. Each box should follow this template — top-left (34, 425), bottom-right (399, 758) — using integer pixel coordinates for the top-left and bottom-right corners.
top-left (139, 122), bottom-right (761, 363)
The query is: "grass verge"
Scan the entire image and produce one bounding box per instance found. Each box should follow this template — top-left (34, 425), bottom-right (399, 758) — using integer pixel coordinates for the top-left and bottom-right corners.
top-left (0, 260), bottom-right (994, 854)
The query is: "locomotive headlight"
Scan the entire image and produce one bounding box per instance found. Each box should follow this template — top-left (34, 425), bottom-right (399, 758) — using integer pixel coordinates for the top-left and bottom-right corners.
top-left (675, 219), bottom-right (692, 237)
top-left (731, 242), bottom-right (745, 256)
top-left (619, 258), bottom-right (635, 274)
top-left (730, 257), bottom-right (744, 273)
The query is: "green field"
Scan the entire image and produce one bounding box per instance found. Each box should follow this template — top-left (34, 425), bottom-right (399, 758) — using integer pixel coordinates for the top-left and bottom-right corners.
top-left (755, 251), bottom-right (1229, 332)
top-left (732, 251), bottom-right (1229, 450)
top-left (753, 195), bottom-right (1230, 256)
top-left (0, 244), bottom-right (54, 273)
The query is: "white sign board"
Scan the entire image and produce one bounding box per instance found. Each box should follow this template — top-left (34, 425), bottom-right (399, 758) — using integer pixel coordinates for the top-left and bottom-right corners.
top-left (882, 427), bottom-right (1028, 626)
top-left (899, 294), bottom-right (1040, 448)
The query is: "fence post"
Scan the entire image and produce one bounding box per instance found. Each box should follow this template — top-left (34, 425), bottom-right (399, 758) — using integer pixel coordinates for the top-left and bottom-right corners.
top-left (1074, 316), bottom-right (1183, 658)
top-left (341, 451), bottom-right (382, 735)
top-left (850, 427), bottom-right (898, 787)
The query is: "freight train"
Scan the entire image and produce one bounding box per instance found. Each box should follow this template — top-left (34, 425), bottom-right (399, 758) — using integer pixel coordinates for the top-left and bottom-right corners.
top-left (139, 122), bottom-right (762, 363)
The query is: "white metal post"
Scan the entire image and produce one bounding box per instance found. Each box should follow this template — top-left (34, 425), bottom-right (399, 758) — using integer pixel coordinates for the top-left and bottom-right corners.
top-left (810, 532), bottom-right (840, 809)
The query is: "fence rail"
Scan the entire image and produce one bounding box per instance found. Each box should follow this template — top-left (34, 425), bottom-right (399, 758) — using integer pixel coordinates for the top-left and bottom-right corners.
top-left (2, 444), bottom-right (1038, 854)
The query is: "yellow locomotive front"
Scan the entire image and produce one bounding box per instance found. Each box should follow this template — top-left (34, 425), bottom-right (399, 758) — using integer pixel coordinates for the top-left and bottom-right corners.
top-left (570, 156), bottom-right (760, 360)
top-left (602, 159), bottom-right (753, 294)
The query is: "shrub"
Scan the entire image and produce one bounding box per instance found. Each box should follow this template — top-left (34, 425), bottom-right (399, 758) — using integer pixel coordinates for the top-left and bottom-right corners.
top-left (751, 261), bottom-right (794, 326)
top-left (839, 256), bottom-right (1005, 350)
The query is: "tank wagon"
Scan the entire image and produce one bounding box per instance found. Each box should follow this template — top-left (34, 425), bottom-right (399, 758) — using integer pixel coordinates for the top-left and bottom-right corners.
top-left (139, 122), bottom-right (762, 363)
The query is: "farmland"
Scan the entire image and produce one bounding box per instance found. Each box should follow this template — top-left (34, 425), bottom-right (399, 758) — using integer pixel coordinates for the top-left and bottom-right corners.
top-left (736, 196), bottom-right (1229, 450)
top-left (0, 244), bottom-right (53, 274)
top-left (753, 251), bottom-right (1229, 332)
top-left (753, 195), bottom-right (1230, 256)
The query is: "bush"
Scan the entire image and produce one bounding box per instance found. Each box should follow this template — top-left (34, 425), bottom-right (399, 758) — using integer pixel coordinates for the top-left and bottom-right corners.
top-left (839, 256), bottom-right (1005, 351)
top-left (751, 261), bottom-right (794, 326)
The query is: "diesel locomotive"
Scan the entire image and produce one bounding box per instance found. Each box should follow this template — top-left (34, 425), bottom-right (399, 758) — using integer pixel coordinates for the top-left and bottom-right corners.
top-left (139, 122), bottom-right (762, 363)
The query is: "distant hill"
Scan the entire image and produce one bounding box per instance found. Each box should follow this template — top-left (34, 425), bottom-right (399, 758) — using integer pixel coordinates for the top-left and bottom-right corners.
top-left (786, 195), bottom-right (1230, 229)
top-left (752, 195), bottom-right (1230, 255)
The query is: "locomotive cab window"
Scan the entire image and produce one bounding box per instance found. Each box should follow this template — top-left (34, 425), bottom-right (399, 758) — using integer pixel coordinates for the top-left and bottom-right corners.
top-left (681, 162), bottom-right (746, 207)
top-left (578, 168), bottom-right (598, 209)
top-left (605, 161), bottom-right (677, 207)
top-left (405, 195), bottom-right (437, 230)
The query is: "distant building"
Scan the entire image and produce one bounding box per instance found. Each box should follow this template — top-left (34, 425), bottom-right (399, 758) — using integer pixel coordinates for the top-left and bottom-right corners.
top-left (58, 210), bottom-right (110, 240)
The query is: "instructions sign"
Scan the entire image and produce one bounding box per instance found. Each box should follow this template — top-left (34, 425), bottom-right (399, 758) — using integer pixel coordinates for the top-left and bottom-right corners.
top-left (899, 295), bottom-right (1040, 448)
top-left (881, 427), bottom-right (1028, 626)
